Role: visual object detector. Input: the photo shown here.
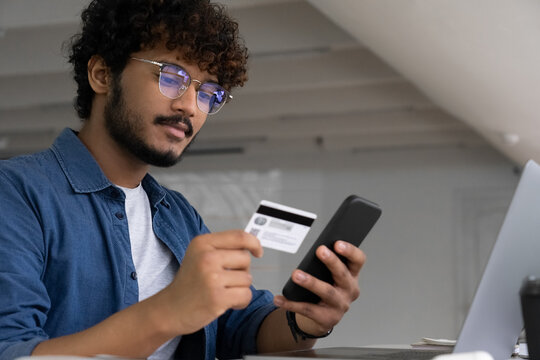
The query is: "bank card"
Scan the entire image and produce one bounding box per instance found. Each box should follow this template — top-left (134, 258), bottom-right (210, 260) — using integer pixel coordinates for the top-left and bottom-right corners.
top-left (245, 200), bottom-right (317, 254)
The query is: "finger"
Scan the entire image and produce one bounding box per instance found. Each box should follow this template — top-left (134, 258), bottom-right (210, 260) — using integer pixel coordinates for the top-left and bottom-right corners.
top-left (315, 245), bottom-right (354, 287)
top-left (273, 294), bottom-right (319, 317)
top-left (206, 230), bottom-right (263, 258)
top-left (333, 241), bottom-right (366, 276)
top-left (218, 249), bottom-right (253, 270)
top-left (226, 288), bottom-right (253, 310)
top-left (273, 295), bottom-right (337, 331)
top-left (196, 248), bottom-right (252, 273)
top-left (289, 269), bottom-right (343, 307)
top-left (220, 269), bottom-right (253, 288)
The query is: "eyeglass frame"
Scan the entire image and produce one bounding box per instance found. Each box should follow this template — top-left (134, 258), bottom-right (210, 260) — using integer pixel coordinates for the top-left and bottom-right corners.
top-left (131, 57), bottom-right (233, 115)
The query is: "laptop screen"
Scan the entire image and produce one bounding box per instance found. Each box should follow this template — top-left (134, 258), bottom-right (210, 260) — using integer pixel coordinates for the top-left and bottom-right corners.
top-left (454, 160), bottom-right (540, 360)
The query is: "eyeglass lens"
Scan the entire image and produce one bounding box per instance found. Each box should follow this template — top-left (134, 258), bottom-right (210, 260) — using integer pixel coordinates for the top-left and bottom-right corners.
top-left (159, 64), bottom-right (228, 114)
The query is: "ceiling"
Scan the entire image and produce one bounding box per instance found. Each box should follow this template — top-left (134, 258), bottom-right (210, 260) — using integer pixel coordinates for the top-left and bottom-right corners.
top-left (0, 0), bottom-right (536, 164)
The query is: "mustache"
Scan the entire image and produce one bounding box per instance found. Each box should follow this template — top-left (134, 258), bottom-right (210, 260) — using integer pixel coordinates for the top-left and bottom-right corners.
top-left (154, 115), bottom-right (194, 137)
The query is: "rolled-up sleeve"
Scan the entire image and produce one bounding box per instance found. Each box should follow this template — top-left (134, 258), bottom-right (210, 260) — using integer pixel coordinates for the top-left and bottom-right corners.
top-left (216, 287), bottom-right (277, 359)
top-left (0, 170), bottom-right (49, 360)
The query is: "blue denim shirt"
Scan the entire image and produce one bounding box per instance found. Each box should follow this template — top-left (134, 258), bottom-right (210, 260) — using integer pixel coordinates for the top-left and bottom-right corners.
top-left (0, 128), bottom-right (277, 360)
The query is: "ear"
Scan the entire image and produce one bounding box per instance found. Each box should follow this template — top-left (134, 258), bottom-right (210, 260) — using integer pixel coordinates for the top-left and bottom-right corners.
top-left (87, 55), bottom-right (111, 94)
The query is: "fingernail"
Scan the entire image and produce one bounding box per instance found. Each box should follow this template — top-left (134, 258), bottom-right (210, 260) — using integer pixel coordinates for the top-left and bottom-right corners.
top-left (294, 271), bottom-right (307, 282)
top-left (321, 246), bottom-right (331, 259)
top-left (274, 297), bottom-right (284, 306)
top-left (336, 241), bottom-right (347, 252)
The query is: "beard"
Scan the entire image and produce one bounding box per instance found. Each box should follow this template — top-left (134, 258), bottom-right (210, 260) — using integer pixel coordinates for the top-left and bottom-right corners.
top-left (103, 75), bottom-right (195, 167)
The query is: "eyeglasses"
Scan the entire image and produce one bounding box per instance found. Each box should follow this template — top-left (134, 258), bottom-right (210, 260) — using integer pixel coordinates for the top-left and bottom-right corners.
top-left (131, 57), bottom-right (233, 115)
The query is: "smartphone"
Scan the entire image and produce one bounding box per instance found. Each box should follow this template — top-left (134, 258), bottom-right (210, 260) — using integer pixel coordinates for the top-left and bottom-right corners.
top-left (282, 195), bottom-right (382, 303)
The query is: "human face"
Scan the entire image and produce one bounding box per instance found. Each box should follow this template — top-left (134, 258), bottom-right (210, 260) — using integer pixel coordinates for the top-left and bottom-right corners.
top-left (104, 45), bottom-right (214, 167)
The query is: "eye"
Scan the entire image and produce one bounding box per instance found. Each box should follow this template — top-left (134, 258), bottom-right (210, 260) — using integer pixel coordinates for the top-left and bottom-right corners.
top-left (199, 84), bottom-right (227, 103)
top-left (160, 73), bottom-right (186, 89)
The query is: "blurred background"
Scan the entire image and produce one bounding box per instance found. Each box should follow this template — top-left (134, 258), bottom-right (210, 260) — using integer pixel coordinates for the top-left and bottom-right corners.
top-left (1, 0), bottom-right (538, 348)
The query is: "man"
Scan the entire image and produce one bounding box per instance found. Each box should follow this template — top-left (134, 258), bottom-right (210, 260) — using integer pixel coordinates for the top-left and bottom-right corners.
top-left (0, 0), bottom-right (365, 359)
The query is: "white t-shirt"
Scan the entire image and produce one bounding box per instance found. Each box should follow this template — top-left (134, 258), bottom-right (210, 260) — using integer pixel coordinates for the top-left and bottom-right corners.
top-left (119, 184), bottom-right (180, 360)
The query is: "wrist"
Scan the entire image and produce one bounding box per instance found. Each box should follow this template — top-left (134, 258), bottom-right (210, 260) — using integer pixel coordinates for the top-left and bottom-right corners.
top-left (147, 287), bottom-right (183, 337)
top-left (286, 311), bottom-right (333, 342)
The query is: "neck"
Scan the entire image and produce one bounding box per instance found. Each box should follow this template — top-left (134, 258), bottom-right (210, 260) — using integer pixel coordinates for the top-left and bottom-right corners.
top-left (78, 120), bottom-right (149, 189)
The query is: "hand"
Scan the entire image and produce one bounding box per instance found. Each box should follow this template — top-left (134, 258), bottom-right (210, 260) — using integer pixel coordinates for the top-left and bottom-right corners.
top-left (273, 241), bottom-right (365, 336)
top-left (160, 230), bottom-right (263, 335)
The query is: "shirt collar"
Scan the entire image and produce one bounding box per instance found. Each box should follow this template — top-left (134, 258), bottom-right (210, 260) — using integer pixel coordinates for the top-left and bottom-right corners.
top-left (51, 128), bottom-right (167, 207)
top-left (51, 128), bottom-right (111, 193)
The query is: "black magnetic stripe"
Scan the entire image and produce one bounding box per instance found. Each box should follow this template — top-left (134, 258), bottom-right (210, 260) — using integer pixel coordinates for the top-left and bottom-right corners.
top-left (256, 205), bottom-right (315, 227)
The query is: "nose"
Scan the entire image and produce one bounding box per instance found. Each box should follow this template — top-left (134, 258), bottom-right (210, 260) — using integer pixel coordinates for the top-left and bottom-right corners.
top-left (171, 81), bottom-right (198, 117)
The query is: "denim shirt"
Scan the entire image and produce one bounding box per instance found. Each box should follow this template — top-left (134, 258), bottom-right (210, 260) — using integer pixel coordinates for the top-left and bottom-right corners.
top-left (0, 128), bottom-right (276, 360)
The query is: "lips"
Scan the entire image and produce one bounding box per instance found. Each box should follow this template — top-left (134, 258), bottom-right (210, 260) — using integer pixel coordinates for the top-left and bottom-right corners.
top-left (154, 115), bottom-right (194, 139)
top-left (163, 123), bottom-right (188, 139)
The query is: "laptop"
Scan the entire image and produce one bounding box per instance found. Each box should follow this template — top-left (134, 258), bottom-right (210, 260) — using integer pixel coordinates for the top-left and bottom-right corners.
top-left (245, 160), bottom-right (540, 360)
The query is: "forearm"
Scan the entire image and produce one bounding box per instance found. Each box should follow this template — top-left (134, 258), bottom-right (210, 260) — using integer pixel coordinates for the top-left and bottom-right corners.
top-left (33, 291), bottom-right (176, 358)
top-left (256, 308), bottom-right (316, 354)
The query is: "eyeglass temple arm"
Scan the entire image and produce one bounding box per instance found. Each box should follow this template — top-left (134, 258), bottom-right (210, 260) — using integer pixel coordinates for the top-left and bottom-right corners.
top-left (131, 57), bottom-right (163, 68)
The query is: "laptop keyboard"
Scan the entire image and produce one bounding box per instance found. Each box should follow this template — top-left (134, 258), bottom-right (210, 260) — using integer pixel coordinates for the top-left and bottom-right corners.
top-left (306, 347), bottom-right (451, 360)
top-left (346, 349), bottom-right (448, 360)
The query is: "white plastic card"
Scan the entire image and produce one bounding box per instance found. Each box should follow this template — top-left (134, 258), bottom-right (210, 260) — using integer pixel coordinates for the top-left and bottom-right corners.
top-left (245, 200), bottom-right (316, 254)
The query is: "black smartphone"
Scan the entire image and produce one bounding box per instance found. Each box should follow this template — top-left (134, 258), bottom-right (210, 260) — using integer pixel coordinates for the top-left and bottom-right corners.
top-left (282, 195), bottom-right (382, 303)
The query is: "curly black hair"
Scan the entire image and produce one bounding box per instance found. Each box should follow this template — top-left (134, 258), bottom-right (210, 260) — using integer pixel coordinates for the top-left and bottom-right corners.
top-left (67, 0), bottom-right (248, 119)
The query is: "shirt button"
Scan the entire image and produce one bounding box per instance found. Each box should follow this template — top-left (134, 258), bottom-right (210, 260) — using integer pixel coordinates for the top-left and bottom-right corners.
top-left (115, 212), bottom-right (125, 220)
top-left (131, 271), bottom-right (137, 280)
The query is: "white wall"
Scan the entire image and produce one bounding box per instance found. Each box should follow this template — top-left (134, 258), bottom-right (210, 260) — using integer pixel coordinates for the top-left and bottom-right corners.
top-left (153, 143), bottom-right (519, 347)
